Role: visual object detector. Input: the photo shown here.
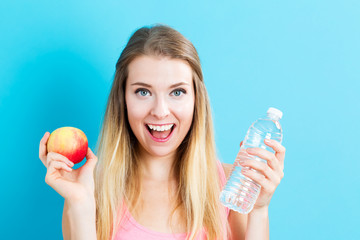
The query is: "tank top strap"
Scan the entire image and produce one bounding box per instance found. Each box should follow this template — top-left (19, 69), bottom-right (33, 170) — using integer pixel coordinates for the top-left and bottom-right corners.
top-left (216, 159), bottom-right (230, 218)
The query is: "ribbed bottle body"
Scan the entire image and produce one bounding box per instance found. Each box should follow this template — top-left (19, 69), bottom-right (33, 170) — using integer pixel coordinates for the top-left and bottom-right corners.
top-left (220, 112), bottom-right (283, 214)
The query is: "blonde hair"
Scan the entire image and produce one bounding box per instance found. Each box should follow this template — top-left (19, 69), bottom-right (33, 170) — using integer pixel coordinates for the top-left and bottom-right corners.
top-left (94, 24), bottom-right (229, 240)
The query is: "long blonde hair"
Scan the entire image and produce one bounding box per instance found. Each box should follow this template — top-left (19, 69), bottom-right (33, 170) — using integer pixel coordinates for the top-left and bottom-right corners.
top-left (94, 24), bottom-right (228, 240)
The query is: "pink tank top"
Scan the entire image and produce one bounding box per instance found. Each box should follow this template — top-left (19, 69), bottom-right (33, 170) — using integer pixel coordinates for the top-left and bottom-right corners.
top-left (113, 160), bottom-right (230, 240)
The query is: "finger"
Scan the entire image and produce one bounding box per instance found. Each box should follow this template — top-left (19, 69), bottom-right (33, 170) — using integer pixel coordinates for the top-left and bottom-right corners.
top-left (241, 168), bottom-right (273, 192)
top-left (45, 162), bottom-right (74, 199)
top-left (47, 160), bottom-right (73, 174)
top-left (246, 147), bottom-right (281, 172)
top-left (240, 159), bottom-right (280, 185)
top-left (264, 139), bottom-right (286, 164)
top-left (47, 152), bottom-right (74, 168)
top-left (39, 132), bottom-right (50, 165)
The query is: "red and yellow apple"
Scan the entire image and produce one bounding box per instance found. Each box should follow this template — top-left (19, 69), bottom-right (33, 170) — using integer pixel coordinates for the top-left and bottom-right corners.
top-left (47, 127), bottom-right (88, 164)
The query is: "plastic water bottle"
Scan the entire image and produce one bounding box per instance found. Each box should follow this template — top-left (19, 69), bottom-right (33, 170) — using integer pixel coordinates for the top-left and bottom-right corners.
top-left (219, 107), bottom-right (283, 214)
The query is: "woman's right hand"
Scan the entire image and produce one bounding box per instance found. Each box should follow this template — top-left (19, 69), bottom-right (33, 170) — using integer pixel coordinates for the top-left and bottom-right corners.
top-left (39, 132), bottom-right (98, 204)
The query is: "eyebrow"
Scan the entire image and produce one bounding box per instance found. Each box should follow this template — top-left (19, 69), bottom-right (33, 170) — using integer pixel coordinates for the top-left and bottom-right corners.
top-left (130, 82), bottom-right (190, 88)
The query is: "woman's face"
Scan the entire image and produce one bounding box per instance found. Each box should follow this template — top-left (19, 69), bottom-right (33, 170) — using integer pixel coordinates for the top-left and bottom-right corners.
top-left (125, 55), bottom-right (195, 159)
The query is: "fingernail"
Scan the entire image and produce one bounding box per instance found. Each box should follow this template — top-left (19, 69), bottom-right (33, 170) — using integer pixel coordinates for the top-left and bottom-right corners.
top-left (265, 139), bottom-right (270, 143)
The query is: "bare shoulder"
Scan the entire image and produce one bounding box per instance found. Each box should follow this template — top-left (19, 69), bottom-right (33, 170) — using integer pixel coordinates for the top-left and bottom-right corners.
top-left (221, 162), bottom-right (233, 179)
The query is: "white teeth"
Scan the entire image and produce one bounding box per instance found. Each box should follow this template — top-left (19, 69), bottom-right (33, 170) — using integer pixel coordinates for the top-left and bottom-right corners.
top-left (147, 124), bottom-right (174, 131)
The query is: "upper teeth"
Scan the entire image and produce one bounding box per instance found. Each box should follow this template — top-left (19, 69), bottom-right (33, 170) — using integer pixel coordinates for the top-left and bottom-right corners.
top-left (147, 124), bottom-right (174, 131)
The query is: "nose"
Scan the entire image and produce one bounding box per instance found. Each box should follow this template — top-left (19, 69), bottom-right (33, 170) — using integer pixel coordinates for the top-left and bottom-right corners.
top-left (150, 96), bottom-right (170, 119)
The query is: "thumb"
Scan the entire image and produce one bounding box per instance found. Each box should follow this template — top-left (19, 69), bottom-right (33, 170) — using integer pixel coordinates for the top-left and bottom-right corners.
top-left (84, 147), bottom-right (98, 171)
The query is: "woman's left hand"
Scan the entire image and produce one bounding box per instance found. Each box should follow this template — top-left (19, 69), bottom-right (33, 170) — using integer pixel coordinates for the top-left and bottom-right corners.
top-left (239, 139), bottom-right (286, 210)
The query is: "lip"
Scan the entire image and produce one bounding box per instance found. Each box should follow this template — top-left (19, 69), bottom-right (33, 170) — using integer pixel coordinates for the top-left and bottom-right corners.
top-left (145, 124), bottom-right (176, 143)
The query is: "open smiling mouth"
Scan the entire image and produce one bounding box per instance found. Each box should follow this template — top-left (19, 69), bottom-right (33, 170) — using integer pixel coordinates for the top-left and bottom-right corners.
top-left (145, 124), bottom-right (176, 142)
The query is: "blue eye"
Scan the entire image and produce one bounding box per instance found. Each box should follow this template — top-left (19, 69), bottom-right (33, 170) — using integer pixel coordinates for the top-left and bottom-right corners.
top-left (135, 88), bottom-right (150, 96)
top-left (172, 88), bottom-right (186, 97)
top-left (173, 90), bottom-right (181, 96)
top-left (140, 90), bottom-right (148, 96)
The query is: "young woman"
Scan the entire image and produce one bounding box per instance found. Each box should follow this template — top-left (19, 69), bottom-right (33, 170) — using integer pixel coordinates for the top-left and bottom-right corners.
top-left (39, 24), bottom-right (286, 240)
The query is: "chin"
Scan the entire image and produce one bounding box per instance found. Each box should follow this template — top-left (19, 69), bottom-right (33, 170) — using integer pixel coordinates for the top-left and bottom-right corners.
top-left (144, 145), bottom-right (177, 158)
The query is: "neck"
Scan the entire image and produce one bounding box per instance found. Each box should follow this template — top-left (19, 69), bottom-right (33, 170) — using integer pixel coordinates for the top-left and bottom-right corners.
top-left (138, 148), bottom-right (177, 182)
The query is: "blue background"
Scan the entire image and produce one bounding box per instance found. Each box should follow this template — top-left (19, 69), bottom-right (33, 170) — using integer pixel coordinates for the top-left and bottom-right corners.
top-left (1, 0), bottom-right (359, 239)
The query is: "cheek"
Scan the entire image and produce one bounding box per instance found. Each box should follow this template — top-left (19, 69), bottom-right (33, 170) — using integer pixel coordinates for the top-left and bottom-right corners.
top-left (126, 97), bottom-right (148, 124)
top-left (173, 99), bottom-right (194, 123)
top-left (128, 107), bottom-right (147, 125)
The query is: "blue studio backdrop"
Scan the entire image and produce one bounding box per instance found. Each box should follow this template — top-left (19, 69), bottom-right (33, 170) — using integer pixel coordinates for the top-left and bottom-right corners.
top-left (1, 0), bottom-right (359, 239)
